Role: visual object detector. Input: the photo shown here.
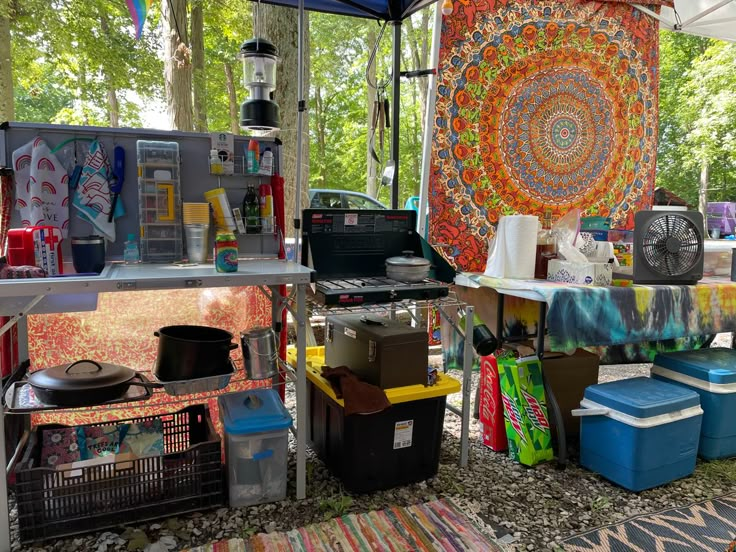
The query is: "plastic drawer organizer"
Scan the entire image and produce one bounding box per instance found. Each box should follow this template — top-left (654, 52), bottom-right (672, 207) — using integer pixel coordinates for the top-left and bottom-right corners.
top-left (14, 405), bottom-right (223, 543)
top-left (137, 140), bottom-right (183, 262)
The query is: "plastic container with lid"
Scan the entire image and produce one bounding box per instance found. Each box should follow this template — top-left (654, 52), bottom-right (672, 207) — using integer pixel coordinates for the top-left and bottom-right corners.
top-left (573, 377), bottom-right (702, 491)
top-left (652, 348), bottom-right (736, 459)
top-left (218, 389), bottom-right (292, 507)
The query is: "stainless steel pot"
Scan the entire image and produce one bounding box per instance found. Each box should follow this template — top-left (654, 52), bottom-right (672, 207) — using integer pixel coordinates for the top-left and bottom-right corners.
top-left (240, 326), bottom-right (278, 380)
top-left (385, 250), bottom-right (431, 283)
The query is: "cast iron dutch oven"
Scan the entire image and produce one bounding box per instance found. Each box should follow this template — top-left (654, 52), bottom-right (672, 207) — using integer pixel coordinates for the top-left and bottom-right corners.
top-left (154, 325), bottom-right (238, 381)
top-left (27, 360), bottom-right (159, 407)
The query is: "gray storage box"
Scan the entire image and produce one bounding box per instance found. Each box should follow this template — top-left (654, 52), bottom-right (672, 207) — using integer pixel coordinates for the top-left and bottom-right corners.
top-left (325, 314), bottom-right (428, 389)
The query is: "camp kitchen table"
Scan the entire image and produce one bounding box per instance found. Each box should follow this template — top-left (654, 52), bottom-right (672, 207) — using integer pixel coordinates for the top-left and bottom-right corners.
top-left (455, 272), bottom-right (736, 466)
top-left (0, 261), bottom-right (313, 552)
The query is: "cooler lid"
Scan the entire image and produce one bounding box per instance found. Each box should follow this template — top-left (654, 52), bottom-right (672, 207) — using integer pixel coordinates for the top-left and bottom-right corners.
top-left (583, 377), bottom-right (700, 418)
top-left (653, 348), bottom-right (736, 385)
top-left (219, 389), bottom-right (292, 435)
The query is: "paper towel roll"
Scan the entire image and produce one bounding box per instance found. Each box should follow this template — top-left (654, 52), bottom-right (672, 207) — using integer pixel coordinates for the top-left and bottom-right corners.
top-left (484, 215), bottom-right (539, 279)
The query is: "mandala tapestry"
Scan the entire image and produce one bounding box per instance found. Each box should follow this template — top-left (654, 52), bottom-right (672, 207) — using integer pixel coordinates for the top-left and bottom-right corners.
top-left (429, 0), bottom-right (660, 271)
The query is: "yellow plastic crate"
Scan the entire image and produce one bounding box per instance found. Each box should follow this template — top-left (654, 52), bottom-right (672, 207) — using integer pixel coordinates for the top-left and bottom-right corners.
top-left (286, 345), bottom-right (460, 407)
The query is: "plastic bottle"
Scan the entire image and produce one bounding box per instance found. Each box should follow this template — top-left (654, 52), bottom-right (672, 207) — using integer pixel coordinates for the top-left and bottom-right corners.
top-left (258, 148), bottom-right (273, 176)
top-left (534, 209), bottom-right (557, 279)
top-left (259, 182), bottom-right (273, 233)
top-left (209, 149), bottom-right (223, 175)
top-left (246, 139), bottom-right (260, 174)
top-left (243, 184), bottom-right (261, 233)
top-left (123, 233), bottom-right (140, 264)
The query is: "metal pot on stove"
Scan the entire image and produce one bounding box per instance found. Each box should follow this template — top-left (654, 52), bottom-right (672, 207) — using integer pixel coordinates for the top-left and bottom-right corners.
top-left (385, 250), bottom-right (431, 283)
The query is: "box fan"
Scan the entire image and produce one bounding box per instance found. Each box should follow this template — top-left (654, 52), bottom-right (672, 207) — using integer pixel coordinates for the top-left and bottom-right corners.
top-left (633, 210), bottom-right (704, 285)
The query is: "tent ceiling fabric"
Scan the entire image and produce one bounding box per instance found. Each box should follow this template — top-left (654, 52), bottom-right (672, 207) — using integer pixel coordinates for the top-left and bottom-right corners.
top-left (253, 0), bottom-right (437, 20)
top-left (636, 0), bottom-right (736, 42)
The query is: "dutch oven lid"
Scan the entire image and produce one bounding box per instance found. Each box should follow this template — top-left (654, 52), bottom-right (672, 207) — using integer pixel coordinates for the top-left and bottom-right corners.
top-left (28, 360), bottom-right (136, 391)
top-left (385, 250), bottom-right (430, 268)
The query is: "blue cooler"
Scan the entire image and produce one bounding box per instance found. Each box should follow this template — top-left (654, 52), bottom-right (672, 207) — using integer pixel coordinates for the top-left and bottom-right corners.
top-left (574, 377), bottom-right (702, 491)
top-left (652, 348), bottom-right (736, 460)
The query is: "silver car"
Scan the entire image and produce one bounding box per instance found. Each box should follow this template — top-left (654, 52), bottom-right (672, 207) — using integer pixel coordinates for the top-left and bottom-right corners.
top-left (308, 189), bottom-right (387, 210)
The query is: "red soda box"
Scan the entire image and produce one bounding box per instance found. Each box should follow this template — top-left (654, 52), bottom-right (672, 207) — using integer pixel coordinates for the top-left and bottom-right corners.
top-left (479, 354), bottom-right (507, 451)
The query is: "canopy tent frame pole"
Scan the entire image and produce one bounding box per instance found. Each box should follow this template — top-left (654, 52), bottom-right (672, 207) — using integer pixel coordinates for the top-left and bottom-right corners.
top-left (294, 0), bottom-right (305, 261)
top-left (390, 20), bottom-right (402, 209)
top-left (633, 4), bottom-right (672, 27)
top-left (417, 3), bottom-right (442, 237)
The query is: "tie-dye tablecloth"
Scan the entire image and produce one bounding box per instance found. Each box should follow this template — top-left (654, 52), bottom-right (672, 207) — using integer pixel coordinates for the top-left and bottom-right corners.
top-left (464, 273), bottom-right (736, 352)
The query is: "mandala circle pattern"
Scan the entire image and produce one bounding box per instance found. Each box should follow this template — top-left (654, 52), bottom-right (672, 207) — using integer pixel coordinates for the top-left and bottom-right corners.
top-left (429, 2), bottom-right (660, 272)
top-left (499, 68), bottom-right (615, 203)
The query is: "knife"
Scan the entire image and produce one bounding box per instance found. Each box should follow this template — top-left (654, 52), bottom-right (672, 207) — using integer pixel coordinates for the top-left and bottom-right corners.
top-left (108, 146), bottom-right (125, 223)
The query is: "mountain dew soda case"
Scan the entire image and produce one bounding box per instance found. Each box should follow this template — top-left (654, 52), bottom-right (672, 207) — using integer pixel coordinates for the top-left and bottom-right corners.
top-left (497, 354), bottom-right (553, 466)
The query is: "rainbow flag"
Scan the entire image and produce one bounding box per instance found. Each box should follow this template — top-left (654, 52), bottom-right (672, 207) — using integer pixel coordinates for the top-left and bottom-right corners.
top-left (127, 0), bottom-right (152, 39)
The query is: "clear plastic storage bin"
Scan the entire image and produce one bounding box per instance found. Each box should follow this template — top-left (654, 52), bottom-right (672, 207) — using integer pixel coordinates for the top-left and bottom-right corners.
top-left (218, 389), bottom-right (292, 507)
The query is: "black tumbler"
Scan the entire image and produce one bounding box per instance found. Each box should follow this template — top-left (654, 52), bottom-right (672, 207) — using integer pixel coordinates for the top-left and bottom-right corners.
top-left (71, 235), bottom-right (106, 274)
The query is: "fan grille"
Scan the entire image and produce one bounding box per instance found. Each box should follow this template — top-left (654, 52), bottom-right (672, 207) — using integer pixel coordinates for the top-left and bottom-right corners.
top-left (641, 214), bottom-right (702, 276)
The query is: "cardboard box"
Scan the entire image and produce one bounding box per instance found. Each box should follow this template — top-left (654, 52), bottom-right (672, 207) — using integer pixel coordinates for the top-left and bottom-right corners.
top-left (497, 354), bottom-right (553, 466)
top-left (547, 259), bottom-right (612, 286)
top-left (478, 354), bottom-right (507, 451)
top-left (541, 349), bottom-right (600, 437)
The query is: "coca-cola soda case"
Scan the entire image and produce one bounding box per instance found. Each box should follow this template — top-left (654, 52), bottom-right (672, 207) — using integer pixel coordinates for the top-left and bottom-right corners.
top-left (478, 354), bottom-right (507, 452)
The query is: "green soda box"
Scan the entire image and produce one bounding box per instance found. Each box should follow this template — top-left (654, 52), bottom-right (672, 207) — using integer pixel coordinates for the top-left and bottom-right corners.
top-left (497, 354), bottom-right (553, 466)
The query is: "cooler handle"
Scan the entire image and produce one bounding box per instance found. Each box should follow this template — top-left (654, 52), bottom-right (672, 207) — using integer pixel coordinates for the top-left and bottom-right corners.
top-left (571, 407), bottom-right (609, 417)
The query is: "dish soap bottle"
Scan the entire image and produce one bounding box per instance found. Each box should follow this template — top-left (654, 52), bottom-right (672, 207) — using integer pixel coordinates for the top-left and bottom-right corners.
top-left (123, 233), bottom-right (141, 264)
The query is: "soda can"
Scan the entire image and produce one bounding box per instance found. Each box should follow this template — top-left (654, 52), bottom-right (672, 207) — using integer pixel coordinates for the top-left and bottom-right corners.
top-left (215, 232), bottom-right (238, 273)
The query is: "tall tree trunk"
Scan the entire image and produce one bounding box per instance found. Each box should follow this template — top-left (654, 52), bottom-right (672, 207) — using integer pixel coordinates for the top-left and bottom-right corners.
top-left (699, 159), bottom-right (709, 236)
top-left (366, 26), bottom-right (378, 198)
top-left (256, 4), bottom-right (309, 239)
top-left (405, 14), bottom-right (430, 135)
top-left (191, 1), bottom-right (207, 132)
top-left (99, 14), bottom-right (119, 127)
top-left (162, 0), bottom-right (194, 131)
top-left (106, 87), bottom-right (120, 127)
top-left (224, 62), bottom-right (240, 135)
top-left (0, 0), bottom-right (13, 122)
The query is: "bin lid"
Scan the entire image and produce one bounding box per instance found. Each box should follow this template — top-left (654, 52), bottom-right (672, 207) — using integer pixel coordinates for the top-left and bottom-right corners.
top-left (584, 377), bottom-right (700, 419)
top-left (653, 348), bottom-right (736, 385)
top-left (219, 389), bottom-right (292, 434)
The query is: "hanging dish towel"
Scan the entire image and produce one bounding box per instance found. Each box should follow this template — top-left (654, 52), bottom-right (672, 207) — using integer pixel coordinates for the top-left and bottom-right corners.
top-left (12, 137), bottom-right (70, 237)
top-left (72, 140), bottom-right (124, 241)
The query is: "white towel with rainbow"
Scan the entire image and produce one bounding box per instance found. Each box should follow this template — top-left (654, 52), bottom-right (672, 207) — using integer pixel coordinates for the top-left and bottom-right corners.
top-left (12, 137), bottom-right (70, 237)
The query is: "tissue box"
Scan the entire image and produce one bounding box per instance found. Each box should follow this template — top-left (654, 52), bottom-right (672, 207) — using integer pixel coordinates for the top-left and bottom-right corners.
top-left (547, 259), bottom-right (612, 286)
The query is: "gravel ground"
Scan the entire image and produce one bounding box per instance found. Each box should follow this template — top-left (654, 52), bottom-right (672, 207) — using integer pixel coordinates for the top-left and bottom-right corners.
top-left (8, 353), bottom-right (736, 552)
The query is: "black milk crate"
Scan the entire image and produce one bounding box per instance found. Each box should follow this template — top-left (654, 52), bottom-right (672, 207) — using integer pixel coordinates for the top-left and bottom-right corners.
top-left (14, 405), bottom-right (223, 543)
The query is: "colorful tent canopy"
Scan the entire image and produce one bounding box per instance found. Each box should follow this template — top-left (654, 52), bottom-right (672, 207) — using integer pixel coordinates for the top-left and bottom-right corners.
top-left (253, 0), bottom-right (436, 20)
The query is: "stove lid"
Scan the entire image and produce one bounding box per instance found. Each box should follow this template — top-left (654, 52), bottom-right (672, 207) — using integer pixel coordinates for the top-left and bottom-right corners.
top-left (302, 209), bottom-right (422, 280)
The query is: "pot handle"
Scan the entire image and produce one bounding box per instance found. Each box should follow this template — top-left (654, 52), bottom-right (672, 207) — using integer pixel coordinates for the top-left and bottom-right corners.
top-left (154, 331), bottom-right (160, 338)
top-left (65, 359), bottom-right (103, 374)
top-left (227, 342), bottom-right (239, 351)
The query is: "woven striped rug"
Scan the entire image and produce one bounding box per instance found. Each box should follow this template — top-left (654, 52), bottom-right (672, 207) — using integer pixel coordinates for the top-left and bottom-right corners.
top-left (184, 498), bottom-right (503, 552)
top-left (563, 493), bottom-right (736, 552)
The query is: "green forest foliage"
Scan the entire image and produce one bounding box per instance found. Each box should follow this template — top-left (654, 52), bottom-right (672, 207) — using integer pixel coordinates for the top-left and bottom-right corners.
top-left (7, 2), bottom-right (736, 207)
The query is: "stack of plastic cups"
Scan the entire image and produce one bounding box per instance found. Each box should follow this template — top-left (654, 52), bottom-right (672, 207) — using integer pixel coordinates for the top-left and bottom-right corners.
top-left (183, 203), bottom-right (210, 263)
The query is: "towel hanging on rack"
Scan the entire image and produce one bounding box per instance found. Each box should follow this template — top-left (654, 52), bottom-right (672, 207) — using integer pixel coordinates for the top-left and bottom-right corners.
top-left (11, 137), bottom-right (70, 237)
top-left (72, 140), bottom-right (125, 242)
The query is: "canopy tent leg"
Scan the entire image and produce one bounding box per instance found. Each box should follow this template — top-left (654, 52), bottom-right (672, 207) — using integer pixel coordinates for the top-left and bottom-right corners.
top-left (633, 4), bottom-right (673, 28)
top-left (390, 21), bottom-right (402, 209)
top-left (294, 0), bottom-right (306, 255)
top-left (417, 3), bottom-right (443, 237)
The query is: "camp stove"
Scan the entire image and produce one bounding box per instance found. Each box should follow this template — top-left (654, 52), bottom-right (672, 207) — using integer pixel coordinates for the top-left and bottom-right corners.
top-left (301, 209), bottom-right (453, 307)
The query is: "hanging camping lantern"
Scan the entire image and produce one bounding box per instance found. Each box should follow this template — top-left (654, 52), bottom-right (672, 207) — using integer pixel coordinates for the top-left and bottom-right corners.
top-left (239, 37), bottom-right (281, 131)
